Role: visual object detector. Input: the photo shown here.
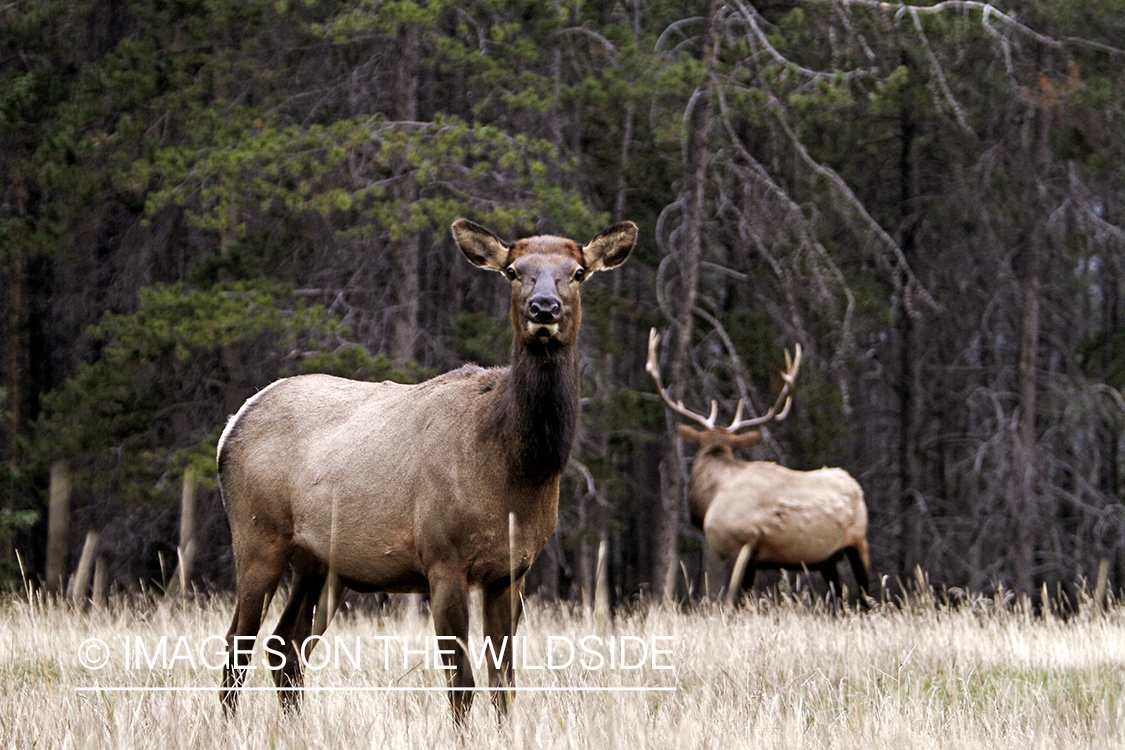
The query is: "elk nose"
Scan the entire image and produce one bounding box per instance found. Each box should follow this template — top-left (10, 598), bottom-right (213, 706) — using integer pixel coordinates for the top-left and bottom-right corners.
top-left (528, 295), bottom-right (562, 324)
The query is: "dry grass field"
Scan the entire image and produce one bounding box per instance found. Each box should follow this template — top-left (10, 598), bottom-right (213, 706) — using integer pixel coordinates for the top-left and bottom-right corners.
top-left (1, 586), bottom-right (1123, 749)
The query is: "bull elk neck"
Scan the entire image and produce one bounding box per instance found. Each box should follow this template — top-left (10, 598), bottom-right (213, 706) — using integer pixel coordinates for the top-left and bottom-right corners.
top-left (216, 219), bottom-right (636, 723)
top-left (647, 329), bottom-right (871, 607)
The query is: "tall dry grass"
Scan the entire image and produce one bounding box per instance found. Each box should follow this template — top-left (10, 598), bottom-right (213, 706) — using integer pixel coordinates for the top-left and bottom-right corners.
top-left (1, 587), bottom-right (1123, 749)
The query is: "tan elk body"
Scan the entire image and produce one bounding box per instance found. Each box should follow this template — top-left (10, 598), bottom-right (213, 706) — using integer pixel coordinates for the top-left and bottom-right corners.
top-left (216, 219), bottom-right (635, 721)
top-left (648, 330), bottom-right (870, 604)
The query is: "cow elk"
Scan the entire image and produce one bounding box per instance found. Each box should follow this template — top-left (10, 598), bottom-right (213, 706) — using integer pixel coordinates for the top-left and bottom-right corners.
top-left (216, 219), bottom-right (636, 722)
top-left (646, 329), bottom-right (870, 608)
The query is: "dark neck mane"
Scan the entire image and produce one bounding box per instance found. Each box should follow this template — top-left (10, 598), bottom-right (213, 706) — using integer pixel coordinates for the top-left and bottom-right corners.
top-left (487, 342), bottom-right (580, 482)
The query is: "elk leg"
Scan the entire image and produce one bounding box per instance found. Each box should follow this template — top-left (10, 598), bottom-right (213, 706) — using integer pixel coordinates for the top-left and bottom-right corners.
top-left (725, 544), bottom-right (755, 608)
top-left (482, 575), bottom-right (525, 718)
top-left (429, 573), bottom-right (474, 724)
top-left (728, 564), bottom-right (757, 609)
top-left (740, 565), bottom-right (757, 593)
top-left (221, 545), bottom-right (290, 715)
top-left (268, 557), bottom-right (328, 711)
top-left (845, 543), bottom-right (872, 609)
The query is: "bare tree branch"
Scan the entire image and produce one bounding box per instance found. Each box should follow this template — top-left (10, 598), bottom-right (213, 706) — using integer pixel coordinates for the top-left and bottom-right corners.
top-left (906, 6), bottom-right (976, 139)
top-left (807, 0), bottom-right (1125, 57)
top-left (727, 0), bottom-right (879, 81)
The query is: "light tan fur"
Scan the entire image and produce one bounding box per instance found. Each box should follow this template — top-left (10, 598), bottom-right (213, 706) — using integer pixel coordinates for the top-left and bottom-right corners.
top-left (218, 219), bottom-right (635, 722)
top-left (680, 426), bottom-right (871, 603)
top-left (648, 330), bottom-right (871, 605)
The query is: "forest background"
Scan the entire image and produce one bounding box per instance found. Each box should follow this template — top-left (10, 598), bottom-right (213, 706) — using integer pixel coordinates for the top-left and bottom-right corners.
top-left (2, 0), bottom-right (1125, 609)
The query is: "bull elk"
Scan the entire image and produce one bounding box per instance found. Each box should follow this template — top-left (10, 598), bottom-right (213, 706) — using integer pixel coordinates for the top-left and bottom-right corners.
top-left (216, 219), bottom-right (636, 721)
top-left (646, 329), bottom-right (870, 607)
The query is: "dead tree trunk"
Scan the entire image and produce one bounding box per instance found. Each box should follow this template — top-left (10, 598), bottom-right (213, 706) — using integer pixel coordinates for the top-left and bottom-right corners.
top-left (92, 554), bottom-right (108, 606)
top-left (896, 75), bottom-right (925, 579)
top-left (1014, 243), bottom-right (1041, 595)
top-left (389, 22), bottom-right (421, 367)
top-left (169, 469), bottom-right (198, 595)
top-left (1012, 104), bottom-right (1051, 595)
top-left (3, 187), bottom-right (27, 563)
top-left (654, 0), bottom-right (724, 603)
top-left (45, 460), bottom-right (70, 594)
top-left (68, 529), bottom-right (101, 605)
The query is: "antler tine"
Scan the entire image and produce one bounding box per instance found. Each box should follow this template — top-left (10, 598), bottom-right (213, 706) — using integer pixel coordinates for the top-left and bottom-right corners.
top-left (644, 328), bottom-right (662, 381)
top-left (782, 343), bottom-right (802, 386)
top-left (728, 398), bottom-right (745, 430)
top-left (728, 343), bottom-right (803, 432)
top-left (646, 328), bottom-right (718, 430)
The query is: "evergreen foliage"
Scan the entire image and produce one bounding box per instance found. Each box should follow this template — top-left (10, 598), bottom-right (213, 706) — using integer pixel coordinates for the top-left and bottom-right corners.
top-left (1, 0), bottom-right (1124, 601)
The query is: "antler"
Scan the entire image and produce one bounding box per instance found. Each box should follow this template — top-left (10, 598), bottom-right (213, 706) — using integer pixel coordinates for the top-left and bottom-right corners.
top-left (727, 342), bottom-right (801, 431)
top-left (646, 327), bottom-right (802, 433)
top-left (646, 328), bottom-right (719, 429)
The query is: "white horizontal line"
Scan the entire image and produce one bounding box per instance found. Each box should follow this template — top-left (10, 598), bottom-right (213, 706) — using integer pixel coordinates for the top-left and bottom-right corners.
top-left (76, 686), bottom-right (676, 693)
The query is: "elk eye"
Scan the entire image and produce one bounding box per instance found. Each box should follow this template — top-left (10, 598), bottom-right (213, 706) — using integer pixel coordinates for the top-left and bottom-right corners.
top-left (505, 267), bottom-right (517, 280)
top-left (573, 267), bottom-right (586, 282)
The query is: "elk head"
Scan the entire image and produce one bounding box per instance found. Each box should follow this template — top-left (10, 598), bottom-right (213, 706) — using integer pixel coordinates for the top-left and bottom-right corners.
top-left (453, 219), bottom-right (637, 354)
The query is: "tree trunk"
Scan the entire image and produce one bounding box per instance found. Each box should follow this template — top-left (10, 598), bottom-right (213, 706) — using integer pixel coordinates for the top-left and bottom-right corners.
top-left (525, 532), bottom-right (560, 602)
top-left (46, 460), bottom-right (71, 594)
top-left (169, 468), bottom-right (198, 595)
top-left (654, 0), bottom-right (724, 603)
top-left (68, 529), bottom-right (101, 605)
top-left (1012, 106), bottom-right (1050, 595)
top-left (613, 101), bottom-right (636, 224)
top-left (4, 192), bottom-right (26, 562)
top-left (896, 86), bottom-right (924, 578)
top-left (1014, 259), bottom-right (1040, 594)
top-left (92, 554), bottom-right (108, 606)
top-left (389, 22), bottom-right (421, 366)
top-left (613, 0), bottom-right (642, 226)
top-left (594, 537), bottom-right (610, 622)
top-left (389, 225), bottom-right (420, 366)
top-left (899, 312), bottom-right (925, 576)
top-left (578, 489), bottom-right (594, 608)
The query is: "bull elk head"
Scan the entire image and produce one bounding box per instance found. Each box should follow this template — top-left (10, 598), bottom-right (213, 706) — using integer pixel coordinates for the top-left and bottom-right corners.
top-left (647, 329), bottom-right (870, 607)
top-left (216, 219), bottom-right (636, 722)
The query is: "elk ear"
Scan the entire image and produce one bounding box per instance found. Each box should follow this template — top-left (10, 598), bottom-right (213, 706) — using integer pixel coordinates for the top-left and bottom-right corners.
top-left (452, 218), bottom-right (511, 271)
top-left (731, 431), bottom-right (762, 450)
top-left (677, 424), bottom-right (704, 444)
top-left (582, 221), bottom-right (637, 272)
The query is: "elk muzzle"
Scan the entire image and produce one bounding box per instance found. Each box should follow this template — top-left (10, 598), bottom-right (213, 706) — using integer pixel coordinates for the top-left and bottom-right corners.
top-left (526, 273), bottom-right (564, 338)
top-left (528, 294), bottom-right (562, 326)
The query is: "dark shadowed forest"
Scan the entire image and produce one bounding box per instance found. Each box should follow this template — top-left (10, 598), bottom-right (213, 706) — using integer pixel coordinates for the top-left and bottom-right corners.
top-left (3, 0), bottom-right (1125, 608)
